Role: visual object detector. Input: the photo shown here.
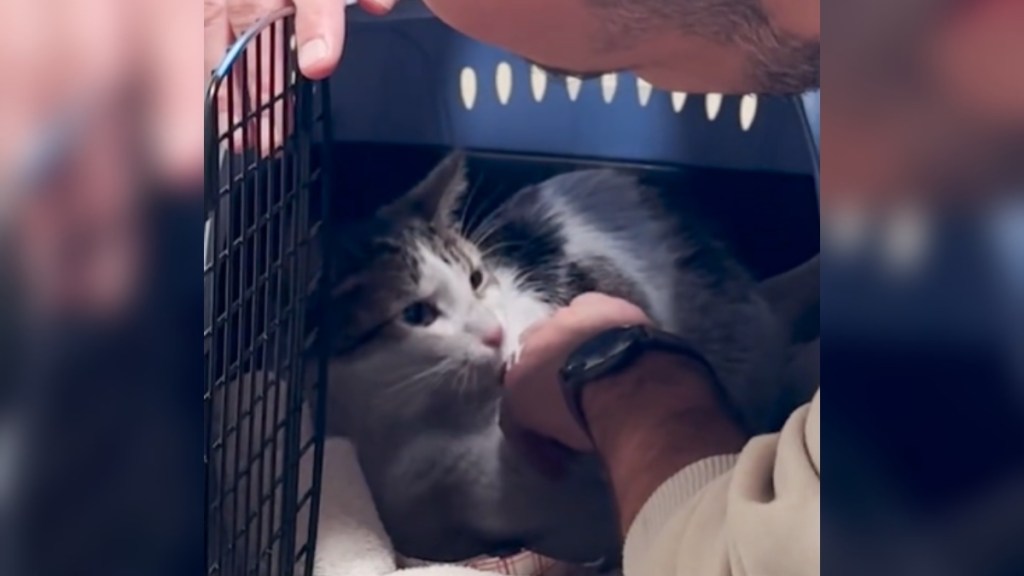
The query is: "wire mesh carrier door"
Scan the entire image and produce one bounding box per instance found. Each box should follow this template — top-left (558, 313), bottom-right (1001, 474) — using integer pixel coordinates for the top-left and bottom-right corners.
top-left (204, 9), bottom-right (332, 576)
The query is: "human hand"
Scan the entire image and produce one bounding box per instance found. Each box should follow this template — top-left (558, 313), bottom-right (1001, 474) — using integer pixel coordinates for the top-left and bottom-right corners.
top-left (204, 0), bottom-right (397, 155)
top-left (500, 293), bottom-right (653, 456)
top-left (0, 0), bottom-right (143, 319)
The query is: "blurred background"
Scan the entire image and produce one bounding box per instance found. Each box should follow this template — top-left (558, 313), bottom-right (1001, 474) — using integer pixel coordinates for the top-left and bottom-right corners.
top-left (1, 0), bottom-right (1022, 575)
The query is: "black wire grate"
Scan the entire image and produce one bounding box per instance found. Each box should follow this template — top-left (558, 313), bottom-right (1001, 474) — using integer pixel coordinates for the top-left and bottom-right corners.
top-left (204, 10), bottom-right (330, 576)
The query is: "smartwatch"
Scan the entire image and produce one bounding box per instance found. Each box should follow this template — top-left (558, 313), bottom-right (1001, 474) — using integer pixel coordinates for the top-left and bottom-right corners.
top-left (559, 325), bottom-right (718, 438)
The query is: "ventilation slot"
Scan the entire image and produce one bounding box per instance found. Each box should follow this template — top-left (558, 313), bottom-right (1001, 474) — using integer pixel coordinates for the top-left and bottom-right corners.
top-left (495, 62), bottom-right (512, 105)
top-left (636, 78), bottom-right (653, 107)
top-left (739, 94), bottom-right (758, 131)
top-left (705, 93), bottom-right (723, 121)
top-left (460, 66), bottom-right (477, 110)
top-left (671, 92), bottom-right (687, 113)
top-left (530, 65), bottom-right (547, 102)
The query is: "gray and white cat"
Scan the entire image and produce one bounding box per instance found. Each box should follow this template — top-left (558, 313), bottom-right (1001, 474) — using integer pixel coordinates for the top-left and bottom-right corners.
top-left (320, 152), bottom-right (818, 564)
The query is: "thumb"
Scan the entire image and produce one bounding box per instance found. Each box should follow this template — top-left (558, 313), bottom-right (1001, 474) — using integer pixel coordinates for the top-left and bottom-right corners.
top-left (293, 0), bottom-right (346, 79)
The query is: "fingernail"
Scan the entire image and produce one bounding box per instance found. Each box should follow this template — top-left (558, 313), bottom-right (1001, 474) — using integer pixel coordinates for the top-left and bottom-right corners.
top-left (298, 38), bottom-right (328, 71)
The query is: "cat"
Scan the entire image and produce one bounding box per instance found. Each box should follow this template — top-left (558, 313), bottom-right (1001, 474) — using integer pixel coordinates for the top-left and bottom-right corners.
top-left (317, 152), bottom-right (818, 565)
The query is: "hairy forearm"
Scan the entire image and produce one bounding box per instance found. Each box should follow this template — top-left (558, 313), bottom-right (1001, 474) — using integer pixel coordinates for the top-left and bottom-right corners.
top-left (581, 353), bottom-right (747, 535)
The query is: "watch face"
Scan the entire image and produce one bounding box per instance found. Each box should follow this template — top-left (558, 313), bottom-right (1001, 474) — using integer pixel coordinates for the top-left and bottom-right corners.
top-left (564, 325), bottom-right (648, 381)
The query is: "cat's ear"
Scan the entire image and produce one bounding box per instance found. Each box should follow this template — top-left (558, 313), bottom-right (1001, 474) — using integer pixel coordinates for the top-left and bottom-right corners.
top-left (390, 151), bottom-right (468, 227)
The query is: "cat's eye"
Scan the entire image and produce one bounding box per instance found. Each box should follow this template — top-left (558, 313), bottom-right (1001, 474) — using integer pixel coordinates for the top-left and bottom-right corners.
top-left (401, 301), bottom-right (439, 327)
top-left (469, 269), bottom-right (484, 290)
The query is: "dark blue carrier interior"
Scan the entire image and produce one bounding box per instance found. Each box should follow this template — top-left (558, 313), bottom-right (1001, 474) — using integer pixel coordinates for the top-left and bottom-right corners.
top-left (317, 144), bottom-right (818, 280)
top-left (321, 2), bottom-right (821, 279)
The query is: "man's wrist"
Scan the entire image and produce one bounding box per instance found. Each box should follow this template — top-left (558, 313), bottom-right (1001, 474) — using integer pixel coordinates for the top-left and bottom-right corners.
top-left (579, 351), bottom-right (747, 535)
top-left (581, 351), bottom-right (722, 436)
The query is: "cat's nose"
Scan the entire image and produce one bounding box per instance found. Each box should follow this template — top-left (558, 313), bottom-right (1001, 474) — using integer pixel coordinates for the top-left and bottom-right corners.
top-left (480, 326), bottom-right (504, 350)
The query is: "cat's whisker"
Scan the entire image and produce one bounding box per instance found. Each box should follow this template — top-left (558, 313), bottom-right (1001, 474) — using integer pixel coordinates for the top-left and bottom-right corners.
top-left (469, 220), bottom-right (497, 247)
top-left (436, 359), bottom-right (485, 404)
top-left (462, 175), bottom-right (501, 237)
top-left (464, 179), bottom-right (499, 237)
top-left (379, 359), bottom-right (461, 400)
top-left (511, 268), bottom-right (539, 289)
top-left (478, 241), bottom-right (520, 260)
top-left (465, 181), bottom-right (512, 243)
top-left (406, 360), bottom-right (459, 387)
top-left (459, 179), bottom-right (489, 237)
top-left (469, 207), bottom-right (507, 246)
top-left (454, 365), bottom-right (469, 400)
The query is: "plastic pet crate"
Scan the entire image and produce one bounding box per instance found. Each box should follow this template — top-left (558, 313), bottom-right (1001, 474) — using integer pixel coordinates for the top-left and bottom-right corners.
top-left (204, 4), bottom-right (820, 576)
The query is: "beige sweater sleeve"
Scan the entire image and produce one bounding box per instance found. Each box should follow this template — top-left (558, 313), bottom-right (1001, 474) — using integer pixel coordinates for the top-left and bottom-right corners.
top-left (622, 390), bottom-right (820, 576)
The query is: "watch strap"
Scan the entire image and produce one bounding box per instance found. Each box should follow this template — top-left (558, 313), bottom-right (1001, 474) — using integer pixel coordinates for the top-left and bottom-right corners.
top-left (560, 326), bottom-right (718, 439)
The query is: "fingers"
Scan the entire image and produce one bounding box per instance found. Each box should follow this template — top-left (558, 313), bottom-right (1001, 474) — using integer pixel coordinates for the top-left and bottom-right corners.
top-left (569, 292), bottom-right (620, 308)
top-left (294, 0), bottom-right (403, 80)
top-left (247, 15), bottom-right (291, 157)
top-left (293, 0), bottom-right (346, 80)
top-left (151, 0), bottom-right (206, 186)
top-left (204, 0), bottom-right (231, 79)
top-left (226, 0), bottom-right (287, 44)
top-left (568, 292), bottom-right (651, 326)
top-left (226, 0), bottom-right (287, 155)
top-left (0, 0), bottom-right (50, 184)
top-left (205, 0), bottom-right (235, 130)
top-left (210, 0), bottom-right (391, 158)
top-left (359, 0), bottom-right (399, 16)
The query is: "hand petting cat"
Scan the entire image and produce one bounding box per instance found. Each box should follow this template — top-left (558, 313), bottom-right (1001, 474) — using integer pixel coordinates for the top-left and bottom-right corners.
top-left (500, 292), bottom-right (652, 454)
top-left (501, 292), bottom-right (750, 536)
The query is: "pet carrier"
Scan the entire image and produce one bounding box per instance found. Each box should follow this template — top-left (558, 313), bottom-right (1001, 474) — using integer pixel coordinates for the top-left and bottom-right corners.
top-left (204, 3), bottom-right (820, 576)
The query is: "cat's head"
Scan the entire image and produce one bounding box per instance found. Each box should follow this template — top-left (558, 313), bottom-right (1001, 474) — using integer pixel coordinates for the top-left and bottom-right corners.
top-left (325, 153), bottom-right (505, 433)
